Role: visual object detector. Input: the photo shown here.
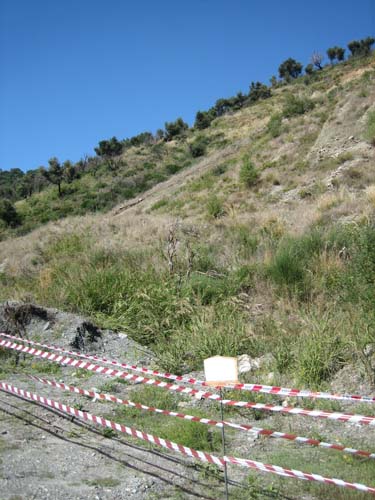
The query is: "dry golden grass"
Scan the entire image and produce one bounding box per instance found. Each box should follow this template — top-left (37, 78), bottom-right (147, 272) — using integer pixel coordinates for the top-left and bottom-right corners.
top-left (317, 187), bottom-right (354, 212)
top-left (365, 184), bottom-right (375, 207)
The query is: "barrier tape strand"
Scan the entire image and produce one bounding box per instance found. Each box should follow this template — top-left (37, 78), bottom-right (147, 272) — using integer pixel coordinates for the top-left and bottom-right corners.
top-left (1, 339), bottom-right (375, 425)
top-left (1, 381), bottom-right (374, 495)
top-left (29, 374), bottom-right (375, 460)
top-left (1, 332), bottom-right (374, 403)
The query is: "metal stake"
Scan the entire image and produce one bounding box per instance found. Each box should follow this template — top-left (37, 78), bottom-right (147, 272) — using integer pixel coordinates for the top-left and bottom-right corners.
top-left (220, 387), bottom-right (229, 500)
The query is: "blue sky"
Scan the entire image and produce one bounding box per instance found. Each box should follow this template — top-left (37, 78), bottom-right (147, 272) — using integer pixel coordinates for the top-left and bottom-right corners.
top-left (0, 0), bottom-right (374, 172)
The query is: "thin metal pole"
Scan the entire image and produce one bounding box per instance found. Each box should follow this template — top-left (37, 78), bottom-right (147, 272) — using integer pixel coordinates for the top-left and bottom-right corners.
top-left (220, 387), bottom-right (229, 500)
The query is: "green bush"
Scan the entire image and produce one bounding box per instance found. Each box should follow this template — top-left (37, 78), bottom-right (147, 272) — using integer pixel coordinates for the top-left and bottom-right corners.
top-left (157, 305), bottom-right (253, 373)
top-left (282, 94), bottom-right (315, 118)
top-left (165, 163), bottom-right (181, 175)
top-left (165, 117), bottom-right (189, 141)
top-left (150, 198), bottom-right (168, 211)
top-left (206, 195), bottom-right (225, 218)
top-left (278, 58), bottom-right (303, 80)
top-left (267, 114), bottom-right (283, 138)
top-left (365, 110), bottom-right (375, 146)
top-left (230, 224), bottom-right (259, 259)
top-left (295, 313), bottom-right (347, 388)
top-left (183, 273), bottom-right (233, 305)
top-left (267, 231), bottom-right (324, 296)
top-left (267, 242), bottom-right (306, 291)
top-left (0, 199), bottom-right (21, 227)
top-left (194, 110), bottom-right (215, 130)
top-left (239, 156), bottom-right (259, 188)
top-left (189, 138), bottom-right (207, 158)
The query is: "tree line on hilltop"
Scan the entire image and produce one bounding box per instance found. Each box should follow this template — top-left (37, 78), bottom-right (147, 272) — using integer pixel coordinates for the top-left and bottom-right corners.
top-left (0, 36), bottom-right (374, 229)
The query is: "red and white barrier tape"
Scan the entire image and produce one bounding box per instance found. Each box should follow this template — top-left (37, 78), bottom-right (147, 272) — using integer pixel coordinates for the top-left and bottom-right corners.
top-left (30, 374), bottom-right (375, 460)
top-left (0, 381), bottom-right (374, 495)
top-left (2, 339), bottom-right (375, 425)
top-left (1, 332), bottom-right (374, 403)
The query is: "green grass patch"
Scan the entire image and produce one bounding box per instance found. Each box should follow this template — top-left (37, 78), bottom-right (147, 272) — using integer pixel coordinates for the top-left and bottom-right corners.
top-left (85, 477), bottom-right (121, 488)
top-left (365, 110), bottom-right (375, 146)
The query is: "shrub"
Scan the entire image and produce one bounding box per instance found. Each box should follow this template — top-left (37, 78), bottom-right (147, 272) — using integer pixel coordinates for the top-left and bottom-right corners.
top-left (94, 137), bottom-right (123, 157)
top-left (248, 81), bottom-right (271, 103)
top-left (282, 94), bottom-right (315, 118)
top-left (278, 58), bottom-right (303, 80)
top-left (184, 273), bottom-right (235, 305)
top-left (0, 199), bottom-right (21, 227)
top-left (295, 312), bottom-right (347, 388)
top-left (165, 118), bottom-right (189, 141)
top-left (348, 37), bottom-right (374, 57)
top-left (157, 305), bottom-right (253, 373)
top-left (165, 163), bottom-right (181, 175)
top-left (239, 156), bottom-right (259, 188)
top-left (365, 110), bottom-right (375, 146)
top-left (327, 46), bottom-right (345, 63)
top-left (267, 231), bottom-right (324, 296)
top-left (189, 138), bottom-right (207, 158)
top-left (206, 195), bottom-right (225, 218)
top-left (150, 198), bottom-right (168, 211)
top-left (267, 114), bottom-right (282, 138)
top-left (194, 110), bottom-right (215, 130)
top-left (267, 241), bottom-right (306, 291)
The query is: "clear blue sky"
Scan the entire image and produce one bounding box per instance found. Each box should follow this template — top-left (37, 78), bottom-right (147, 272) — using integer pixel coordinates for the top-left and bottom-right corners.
top-left (0, 0), bottom-right (374, 172)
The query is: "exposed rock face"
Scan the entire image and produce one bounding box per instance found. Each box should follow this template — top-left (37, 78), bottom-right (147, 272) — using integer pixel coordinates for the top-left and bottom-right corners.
top-left (307, 97), bottom-right (374, 166)
top-left (237, 353), bottom-right (275, 374)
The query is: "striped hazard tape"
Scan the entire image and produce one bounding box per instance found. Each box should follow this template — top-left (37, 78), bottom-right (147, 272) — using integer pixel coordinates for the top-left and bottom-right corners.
top-left (0, 381), bottom-right (374, 495)
top-left (2, 339), bottom-right (375, 425)
top-left (29, 374), bottom-right (375, 460)
top-left (1, 332), bottom-right (374, 403)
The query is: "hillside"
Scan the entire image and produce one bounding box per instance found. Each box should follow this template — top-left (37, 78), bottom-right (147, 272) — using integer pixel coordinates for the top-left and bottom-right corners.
top-left (0, 52), bottom-right (373, 239)
top-left (1, 53), bottom-right (375, 499)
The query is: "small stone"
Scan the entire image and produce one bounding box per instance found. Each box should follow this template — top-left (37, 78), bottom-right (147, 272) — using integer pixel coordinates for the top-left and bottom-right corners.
top-left (364, 344), bottom-right (374, 357)
top-left (238, 354), bottom-right (252, 374)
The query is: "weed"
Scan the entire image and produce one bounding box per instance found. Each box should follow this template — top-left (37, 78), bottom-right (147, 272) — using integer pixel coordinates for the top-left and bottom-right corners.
top-left (30, 361), bottom-right (61, 375)
top-left (85, 477), bottom-right (120, 488)
top-left (150, 198), bottom-right (169, 211)
top-left (295, 316), bottom-right (347, 387)
top-left (239, 156), bottom-right (259, 188)
top-left (267, 114), bottom-right (283, 138)
top-left (102, 428), bottom-right (115, 439)
top-left (365, 111), bottom-right (375, 145)
top-left (206, 195), bottom-right (225, 218)
top-left (283, 94), bottom-right (315, 118)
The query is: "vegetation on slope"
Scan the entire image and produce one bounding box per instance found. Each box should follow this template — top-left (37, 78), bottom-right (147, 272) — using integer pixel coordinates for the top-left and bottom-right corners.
top-left (2, 219), bottom-right (375, 390)
top-left (1, 36), bottom-right (374, 240)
